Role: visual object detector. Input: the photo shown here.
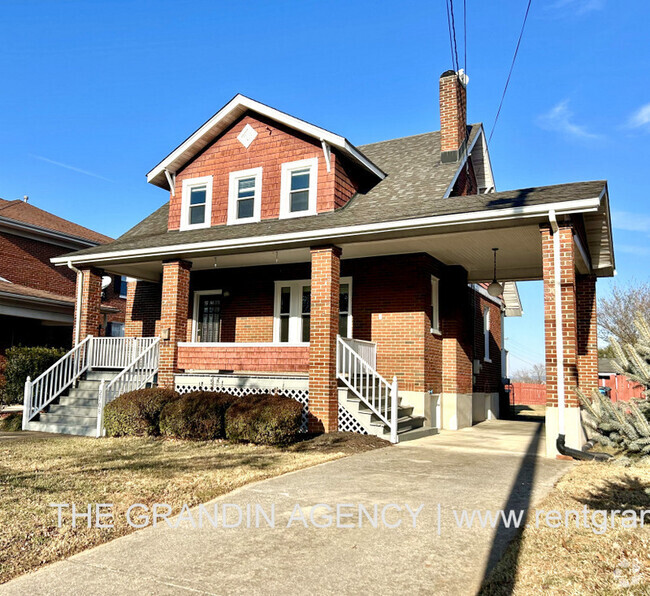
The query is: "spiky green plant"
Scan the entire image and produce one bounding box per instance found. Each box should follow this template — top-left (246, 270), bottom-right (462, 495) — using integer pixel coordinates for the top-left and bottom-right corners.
top-left (578, 315), bottom-right (650, 459)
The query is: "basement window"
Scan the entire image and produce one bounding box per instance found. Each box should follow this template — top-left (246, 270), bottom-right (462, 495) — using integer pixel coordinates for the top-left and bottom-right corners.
top-left (279, 158), bottom-right (318, 219)
top-left (180, 176), bottom-right (213, 230)
top-left (228, 167), bottom-right (262, 224)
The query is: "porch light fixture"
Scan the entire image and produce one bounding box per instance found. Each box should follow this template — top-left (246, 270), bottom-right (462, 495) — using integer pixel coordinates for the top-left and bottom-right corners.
top-left (487, 248), bottom-right (503, 297)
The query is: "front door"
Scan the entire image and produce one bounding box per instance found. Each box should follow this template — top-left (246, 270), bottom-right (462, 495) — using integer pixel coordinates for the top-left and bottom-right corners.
top-left (196, 293), bottom-right (221, 342)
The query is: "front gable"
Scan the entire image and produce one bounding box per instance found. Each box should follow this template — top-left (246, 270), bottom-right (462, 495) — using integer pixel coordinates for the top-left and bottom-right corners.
top-left (168, 111), bottom-right (371, 231)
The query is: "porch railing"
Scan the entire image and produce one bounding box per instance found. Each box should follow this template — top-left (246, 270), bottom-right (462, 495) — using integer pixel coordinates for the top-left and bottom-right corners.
top-left (339, 337), bottom-right (377, 369)
top-left (23, 336), bottom-right (160, 428)
top-left (96, 338), bottom-right (161, 437)
top-left (22, 335), bottom-right (92, 427)
top-left (336, 335), bottom-right (399, 443)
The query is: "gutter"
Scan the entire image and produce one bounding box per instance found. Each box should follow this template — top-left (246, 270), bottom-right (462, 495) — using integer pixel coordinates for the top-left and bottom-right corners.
top-left (52, 196), bottom-right (603, 267)
top-left (67, 261), bottom-right (83, 345)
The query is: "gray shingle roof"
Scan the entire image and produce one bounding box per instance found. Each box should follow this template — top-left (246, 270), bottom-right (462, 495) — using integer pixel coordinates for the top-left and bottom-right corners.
top-left (64, 125), bottom-right (606, 260)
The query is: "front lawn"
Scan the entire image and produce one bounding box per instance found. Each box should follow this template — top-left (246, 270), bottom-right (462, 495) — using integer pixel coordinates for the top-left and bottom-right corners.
top-left (481, 460), bottom-right (650, 594)
top-left (0, 431), bottom-right (387, 584)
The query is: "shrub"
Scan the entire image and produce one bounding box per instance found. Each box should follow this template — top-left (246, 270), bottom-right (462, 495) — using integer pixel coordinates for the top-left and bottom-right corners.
top-left (225, 393), bottom-right (303, 445)
top-left (159, 391), bottom-right (240, 440)
top-left (104, 387), bottom-right (179, 437)
top-left (0, 411), bottom-right (22, 432)
top-left (0, 346), bottom-right (66, 406)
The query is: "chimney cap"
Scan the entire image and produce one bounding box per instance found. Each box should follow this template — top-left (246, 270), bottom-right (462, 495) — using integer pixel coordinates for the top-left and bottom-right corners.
top-left (440, 69), bottom-right (457, 78)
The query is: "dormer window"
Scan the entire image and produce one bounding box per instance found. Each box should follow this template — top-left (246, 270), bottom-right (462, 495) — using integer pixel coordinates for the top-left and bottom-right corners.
top-left (228, 167), bottom-right (262, 224)
top-left (180, 176), bottom-right (213, 230)
top-left (280, 158), bottom-right (318, 219)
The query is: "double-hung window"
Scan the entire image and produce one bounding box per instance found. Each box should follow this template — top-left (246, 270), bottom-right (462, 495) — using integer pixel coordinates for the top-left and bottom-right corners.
top-left (483, 306), bottom-right (491, 362)
top-left (274, 278), bottom-right (352, 343)
top-left (181, 176), bottom-right (213, 230)
top-left (228, 167), bottom-right (262, 224)
top-left (279, 158), bottom-right (318, 218)
top-left (430, 276), bottom-right (440, 334)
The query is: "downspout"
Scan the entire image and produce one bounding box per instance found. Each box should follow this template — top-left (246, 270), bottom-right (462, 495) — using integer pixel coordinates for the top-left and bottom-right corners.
top-left (548, 211), bottom-right (609, 461)
top-left (67, 260), bottom-right (83, 346)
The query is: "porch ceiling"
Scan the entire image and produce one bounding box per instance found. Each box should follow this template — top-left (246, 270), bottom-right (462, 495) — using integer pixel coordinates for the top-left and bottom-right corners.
top-left (100, 223), bottom-right (553, 284)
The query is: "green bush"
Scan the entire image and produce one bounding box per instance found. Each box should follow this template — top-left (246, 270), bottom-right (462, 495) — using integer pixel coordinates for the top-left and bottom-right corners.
top-left (225, 393), bottom-right (303, 445)
top-left (160, 391), bottom-right (240, 440)
top-left (104, 387), bottom-right (179, 437)
top-left (0, 411), bottom-right (22, 432)
top-left (0, 346), bottom-right (66, 406)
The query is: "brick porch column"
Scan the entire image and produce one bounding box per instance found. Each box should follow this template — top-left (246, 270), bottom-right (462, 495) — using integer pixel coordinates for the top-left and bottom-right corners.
top-left (74, 267), bottom-right (103, 344)
top-left (309, 245), bottom-right (341, 433)
top-left (158, 260), bottom-right (191, 388)
top-left (541, 223), bottom-right (582, 456)
top-left (576, 274), bottom-right (598, 396)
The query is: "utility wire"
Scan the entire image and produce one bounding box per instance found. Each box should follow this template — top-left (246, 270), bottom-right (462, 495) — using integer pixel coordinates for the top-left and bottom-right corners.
top-left (488, 0), bottom-right (533, 144)
top-left (445, 0), bottom-right (457, 71)
top-left (449, 0), bottom-right (460, 71)
top-left (463, 0), bottom-right (467, 73)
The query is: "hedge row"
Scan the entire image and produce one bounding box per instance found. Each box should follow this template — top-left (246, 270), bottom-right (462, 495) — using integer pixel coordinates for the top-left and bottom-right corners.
top-left (104, 389), bottom-right (303, 445)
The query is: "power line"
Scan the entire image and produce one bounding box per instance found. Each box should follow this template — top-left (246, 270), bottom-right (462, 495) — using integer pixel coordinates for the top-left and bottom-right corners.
top-left (449, 0), bottom-right (460, 71)
top-left (488, 0), bottom-right (533, 144)
top-left (463, 0), bottom-right (467, 73)
top-left (444, 0), bottom-right (458, 71)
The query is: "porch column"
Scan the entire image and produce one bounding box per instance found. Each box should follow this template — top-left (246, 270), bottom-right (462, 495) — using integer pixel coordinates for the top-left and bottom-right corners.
top-left (541, 223), bottom-right (583, 457)
top-left (74, 267), bottom-right (103, 344)
top-left (576, 274), bottom-right (599, 395)
top-left (309, 245), bottom-right (341, 433)
top-left (158, 260), bottom-right (191, 388)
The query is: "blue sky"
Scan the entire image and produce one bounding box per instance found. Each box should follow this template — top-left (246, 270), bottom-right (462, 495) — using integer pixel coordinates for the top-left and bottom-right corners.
top-left (1, 0), bottom-right (648, 372)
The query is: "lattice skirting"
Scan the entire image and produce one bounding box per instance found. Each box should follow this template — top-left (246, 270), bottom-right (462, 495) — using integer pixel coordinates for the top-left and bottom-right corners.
top-left (174, 374), bottom-right (366, 435)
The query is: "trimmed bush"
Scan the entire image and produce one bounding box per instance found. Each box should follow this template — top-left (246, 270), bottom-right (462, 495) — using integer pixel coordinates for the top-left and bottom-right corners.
top-left (225, 393), bottom-right (303, 445)
top-left (0, 411), bottom-right (22, 432)
top-left (104, 387), bottom-right (179, 437)
top-left (0, 346), bottom-right (66, 406)
top-left (160, 391), bottom-right (240, 440)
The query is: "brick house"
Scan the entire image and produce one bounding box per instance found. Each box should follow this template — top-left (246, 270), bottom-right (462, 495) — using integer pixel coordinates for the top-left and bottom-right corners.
top-left (0, 197), bottom-right (127, 352)
top-left (30, 70), bottom-right (613, 454)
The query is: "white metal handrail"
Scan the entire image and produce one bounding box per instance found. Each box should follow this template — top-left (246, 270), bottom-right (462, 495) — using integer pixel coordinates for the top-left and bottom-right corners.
top-left (340, 337), bottom-right (377, 369)
top-left (96, 338), bottom-right (161, 437)
top-left (336, 335), bottom-right (398, 443)
top-left (90, 337), bottom-right (158, 369)
top-left (22, 335), bottom-right (92, 427)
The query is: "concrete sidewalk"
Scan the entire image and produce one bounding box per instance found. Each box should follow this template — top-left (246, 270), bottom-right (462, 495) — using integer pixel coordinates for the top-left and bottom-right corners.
top-left (1, 420), bottom-right (571, 596)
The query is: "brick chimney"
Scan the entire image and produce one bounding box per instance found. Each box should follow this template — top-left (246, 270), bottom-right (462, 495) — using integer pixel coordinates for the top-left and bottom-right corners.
top-left (439, 69), bottom-right (467, 163)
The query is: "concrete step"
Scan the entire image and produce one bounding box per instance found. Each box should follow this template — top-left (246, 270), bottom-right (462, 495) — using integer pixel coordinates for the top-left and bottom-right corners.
top-left (58, 396), bottom-right (98, 407)
top-left (85, 370), bottom-right (121, 381)
top-left (67, 388), bottom-right (100, 398)
top-left (76, 380), bottom-right (103, 391)
top-left (397, 426), bottom-right (440, 442)
top-left (48, 404), bottom-right (97, 417)
top-left (371, 415), bottom-right (426, 434)
top-left (40, 413), bottom-right (97, 425)
top-left (25, 420), bottom-right (97, 437)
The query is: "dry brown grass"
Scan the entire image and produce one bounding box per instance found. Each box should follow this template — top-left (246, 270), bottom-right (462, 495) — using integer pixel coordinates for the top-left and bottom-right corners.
top-left (481, 459), bottom-right (650, 595)
top-left (0, 431), bottom-right (387, 584)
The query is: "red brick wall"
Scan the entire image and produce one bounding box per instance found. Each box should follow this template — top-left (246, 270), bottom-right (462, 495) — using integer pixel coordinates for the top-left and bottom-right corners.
top-left (178, 345), bottom-right (309, 373)
top-left (168, 113), bottom-right (358, 230)
top-left (473, 292), bottom-right (503, 393)
top-left (308, 245), bottom-right (341, 432)
top-left (541, 223), bottom-right (578, 407)
top-left (576, 274), bottom-right (598, 396)
top-left (76, 268), bottom-right (102, 342)
top-left (158, 260), bottom-right (191, 387)
top-left (125, 280), bottom-right (161, 337)
top-left (440, 71), bottom-right (467, 154)
top-left (0, 231), bottom-right (77, 295)
top-left (451, 158), bottom-right (478, 196)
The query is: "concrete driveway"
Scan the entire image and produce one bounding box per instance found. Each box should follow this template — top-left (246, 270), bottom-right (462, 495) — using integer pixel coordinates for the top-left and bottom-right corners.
top-left (1, 420), bottom-right (571, 596)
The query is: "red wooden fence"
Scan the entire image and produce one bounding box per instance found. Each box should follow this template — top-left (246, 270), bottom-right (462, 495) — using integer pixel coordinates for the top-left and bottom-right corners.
top-left (510, 382), bottom-right (546, 405)
top-left (511, 377), bottom-right (646, 405)
top-left (598, 376), bottom-right (646, 402)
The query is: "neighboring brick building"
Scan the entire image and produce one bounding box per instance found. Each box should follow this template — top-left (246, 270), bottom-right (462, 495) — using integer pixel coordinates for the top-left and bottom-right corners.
top-left (53, 70), bottom-right (615, 454)
top-left (0, 197), bottom-right (126, 352)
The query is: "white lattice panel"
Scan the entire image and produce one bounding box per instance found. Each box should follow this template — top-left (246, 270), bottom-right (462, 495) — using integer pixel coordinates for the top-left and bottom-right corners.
top-left (338, 403), bottom-right (368, 434)
top-left (175, 375), bottom-right (309, 431)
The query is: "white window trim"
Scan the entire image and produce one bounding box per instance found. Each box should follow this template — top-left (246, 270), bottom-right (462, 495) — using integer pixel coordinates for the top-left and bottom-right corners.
top-left (483, 306), bottom-right (492, 363)
top-left (279, 157), bottom-right (318, 219)
top-left (273, 277), bottom-right (352, 343)
top-left (119, 275), bottom-right (128, 299)
top-left (191, 289), bottom-right (223, 342)
top-left (431, 275), bottom-right (440, 335)
top-left (227, 167), bottom-right (263, 225)
top-left (180, 175), bottom-right (213, 231)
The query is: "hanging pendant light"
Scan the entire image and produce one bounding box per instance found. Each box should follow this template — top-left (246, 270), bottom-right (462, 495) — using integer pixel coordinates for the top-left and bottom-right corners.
top-left (487, 248), bottom-right (503, 297)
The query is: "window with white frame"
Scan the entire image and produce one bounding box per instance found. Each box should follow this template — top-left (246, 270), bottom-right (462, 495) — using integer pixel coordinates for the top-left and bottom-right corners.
top-left (274, 278), bottom-right (352, 343)
top-left (180, 176), bottom-right (213, 230)
top-left (483, 306), bottom-right (491, 362)
top-left (431, 275), bottom-right (440, 334)
top-left (279, 158), bottom-right (318, 219)
top-left (227, 167), bottom-right (262, 224)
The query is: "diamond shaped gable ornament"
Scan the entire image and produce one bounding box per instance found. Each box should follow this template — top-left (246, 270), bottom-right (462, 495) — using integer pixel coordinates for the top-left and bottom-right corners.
top-left (237, 124), bottom-right (258, 149)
